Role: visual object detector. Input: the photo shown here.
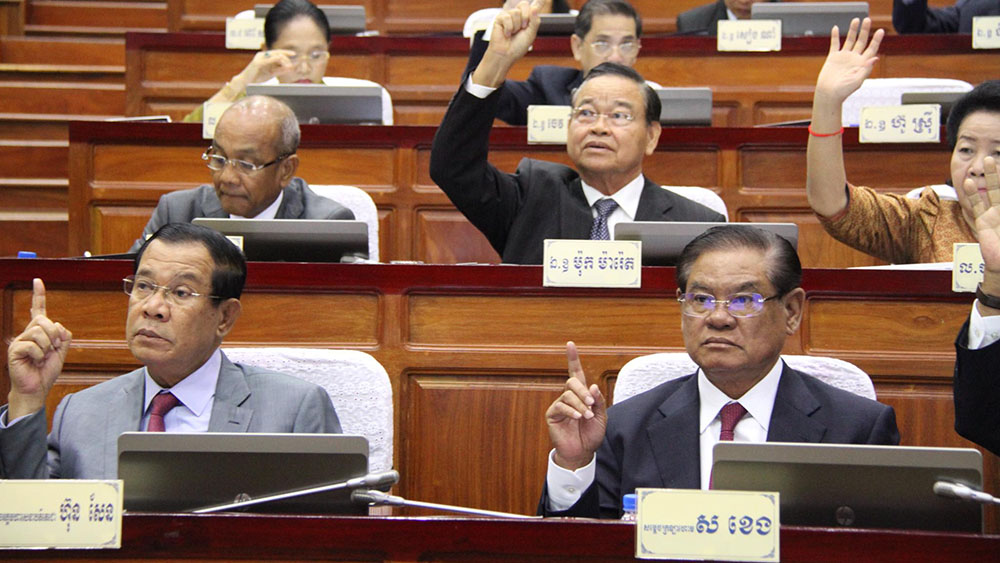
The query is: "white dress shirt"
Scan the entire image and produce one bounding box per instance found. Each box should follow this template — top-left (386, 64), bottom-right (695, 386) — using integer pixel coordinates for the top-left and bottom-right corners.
top-left (546, 358), bottom-right (786, 512)
top-left (581, 175), bottom-right (644, 237)
top-left (140, 348), bottom-right (221, 432)
top-left (966, 300), bottom-right (1000, 349)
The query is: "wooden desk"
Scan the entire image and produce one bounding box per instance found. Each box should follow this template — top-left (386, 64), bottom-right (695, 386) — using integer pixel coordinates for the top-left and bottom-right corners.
top-left (125, 32), bottom-right (997, 126)
top-left (69, 120), bottom-right (953, 267)
top-left (1, 259), bottom-right (996, 529)
top-left (2, 514), bottom-right (998, 562)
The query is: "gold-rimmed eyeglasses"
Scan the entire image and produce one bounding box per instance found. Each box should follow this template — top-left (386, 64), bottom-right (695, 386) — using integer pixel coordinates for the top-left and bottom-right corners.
top-left (123, 276), bottom-right (218, 307)
top-left (202, 147), bottom-right (290, 175)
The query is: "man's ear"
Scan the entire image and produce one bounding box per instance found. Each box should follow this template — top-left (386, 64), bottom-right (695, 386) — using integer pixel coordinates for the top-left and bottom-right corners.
top-left (783, 288), bottom-right (806, 335)
top-left (216, 298), bottom-right (242, 339)
top-left (570, 34), bottom-right (583, 63)
top-left (645, 121), bottom-right (662, 155)
top-left (278, 154), bottom-right (299, 186)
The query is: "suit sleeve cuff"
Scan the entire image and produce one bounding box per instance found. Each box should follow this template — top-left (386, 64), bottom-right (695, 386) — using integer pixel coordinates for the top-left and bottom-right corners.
top-left (464, 75), bottom-right (498, 99)
top-left (545, 448), bottom-right (596, 512)
top-left (967, 303), bottom-right (1000, 349)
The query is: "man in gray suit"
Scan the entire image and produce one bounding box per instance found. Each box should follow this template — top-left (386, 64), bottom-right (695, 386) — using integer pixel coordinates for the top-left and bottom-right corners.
top-left (1, 223), bottom-right (341, 479)
top-left (541, 225), bottom-right (899, 518)
top-left (128, 95), bottom-right (354, 253)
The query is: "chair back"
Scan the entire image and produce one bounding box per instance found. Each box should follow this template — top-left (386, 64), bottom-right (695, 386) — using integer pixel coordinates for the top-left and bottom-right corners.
top-left (222, 347), bottom-right (393, 472)
top-left (613, 353), bottom-right (876, 404)
top-left (308, 184), bottom-right (379, 262)
top-left (660, 186), bottom-right (729, 219)
top-left (842, 77), bottom-right (973, 127)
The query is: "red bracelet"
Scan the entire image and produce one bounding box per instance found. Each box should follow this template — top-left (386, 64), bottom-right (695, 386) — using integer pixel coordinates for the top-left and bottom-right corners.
top-left (808, 124), bottom-right (844, 137)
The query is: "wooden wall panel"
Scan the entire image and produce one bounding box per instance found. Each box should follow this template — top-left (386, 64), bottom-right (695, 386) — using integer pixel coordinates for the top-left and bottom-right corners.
top-left (805, 300), bottom-right (969, 356)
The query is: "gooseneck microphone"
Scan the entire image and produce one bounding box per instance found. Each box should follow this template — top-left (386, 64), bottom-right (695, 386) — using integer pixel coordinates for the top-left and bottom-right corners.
top-left (351, 489), bottom-right (538, 519)
top-left (192, 469), bottom-right (400, 513)
top-left (932, 480), bottom-right (1000, 506)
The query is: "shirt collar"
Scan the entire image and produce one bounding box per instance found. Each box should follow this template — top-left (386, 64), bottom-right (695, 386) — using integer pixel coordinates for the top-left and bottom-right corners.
top-left (726, 8), bottom-right (739, 21)
top-left (142, 348), bottom-right (222, 417)
top-left (231, 189), bottom-right (283, 220)
top-left (697, 358), bottom-right (784, 434)
top-left (580, 174), bottom-right (645, 220)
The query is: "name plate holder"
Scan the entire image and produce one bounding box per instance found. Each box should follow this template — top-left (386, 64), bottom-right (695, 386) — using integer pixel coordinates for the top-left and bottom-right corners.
top-left (225, 17), bottom-right (265, 50)
top-left (953, 243), bottom-right (984, 292)
top-left (527, 105), bottom-right (571, 144)
top-left (0, 480), bottom-right (123, 549)
top-left (543, 239), bottom-right (641, 288)
top-left (635, 488), bottom-right (779, 561)
top-left (717, 20), bottom-right (781, 52)
top-left (859, 105), bottom-right (940, 144)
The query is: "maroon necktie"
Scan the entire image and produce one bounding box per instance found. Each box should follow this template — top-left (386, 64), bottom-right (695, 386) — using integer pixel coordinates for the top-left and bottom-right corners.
top-left (146, 392), bottom-right (179, 432)
top-left (710, 402), bottom-right (748, 489)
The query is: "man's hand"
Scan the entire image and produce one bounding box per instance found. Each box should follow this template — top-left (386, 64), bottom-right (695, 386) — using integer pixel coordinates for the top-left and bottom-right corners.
top-left (962, 157), bottom-right (1000, 312)
top-left (215, 48), bottom-right (298, 102)
top-left (545, 341), bottom-right (607, 471)
top-left (7, 279), bottom-right (72, 420)
top-left (472, 0), bottom-right (544, 88)
top-left (814, 17), bottom-right (884, 107)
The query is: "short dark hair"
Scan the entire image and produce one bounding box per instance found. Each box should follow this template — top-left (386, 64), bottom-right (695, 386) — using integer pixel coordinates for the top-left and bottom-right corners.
top-left (946, 80), bottom-right (1000, 150)
top-left (552, 0), bottom-right (572, 12)
top-left (676, 225), bottom-right (801, 296)
top-left (135, 223), bottom-right (247, 303)
top-left (575, 0), bottom-right (642, 38)
top-left (265, 0), bottom-right (330, 47)
top-left (576, 62), bottom-right (660, 124)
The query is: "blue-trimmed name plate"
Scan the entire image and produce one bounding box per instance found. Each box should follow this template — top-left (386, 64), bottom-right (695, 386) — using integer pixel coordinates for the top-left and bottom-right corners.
top-left (0, 480), bottom-right (122, 549)
top-left (543, 239), bottom-right (641, 288)
top-left (635, 488), bottom-right (779, 561)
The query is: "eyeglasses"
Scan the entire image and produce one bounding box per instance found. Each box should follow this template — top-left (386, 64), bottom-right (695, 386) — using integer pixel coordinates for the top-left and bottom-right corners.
top-left (676, 291), bottom-right (780, 318)
top-left (571, 107), bottom-right (636, 127)
top-left (202, 148), bottom-right (290, 175)
top-left (123, 276), bottom-right (218, 307)
top-left (287, 49), bottom-right (329, 66)
top-left (588, 39), bottom-right (639, 56)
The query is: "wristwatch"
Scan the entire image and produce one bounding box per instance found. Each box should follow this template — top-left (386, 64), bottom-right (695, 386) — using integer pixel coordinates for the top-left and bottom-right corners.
top-left (976, 283), bottom-right (1000, 309)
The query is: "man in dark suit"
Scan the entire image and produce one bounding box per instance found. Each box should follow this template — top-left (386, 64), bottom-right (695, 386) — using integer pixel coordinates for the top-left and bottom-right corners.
top-left (676, 0), bottom-right (775, 36)
top-left (432, 2), bottom-right (724, 265)
top-left (1, 223), bottom-right (341, 479)
top-left (542, 225), bottom-right (900, 518)
top-left (952, 155), bottom-right (1000, 456)
top-left (893, 0), bottom-right (1000, 34)
top-left (462, 0), bottom-right (644, 125)
top-left (128, 95), bottom-right (354, 252)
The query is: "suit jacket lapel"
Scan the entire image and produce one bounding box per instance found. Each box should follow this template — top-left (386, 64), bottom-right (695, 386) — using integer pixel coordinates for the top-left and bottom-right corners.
top-left (276, 181), bottom-right (305, 219)
top-left (101, 370), bottom-right (145, 474)
top-left (634, 178), bottom-right (674, 221)
top-left (208, 355), bottom-right (253, 432)
top-left (201, 186), bottom-right (228, 217)
top-left (646, 375), bottom-right (702, 488)
top-left (766, 366), bottom-right (827, 443)
top-left (563, 177), bottom-right (595, 239)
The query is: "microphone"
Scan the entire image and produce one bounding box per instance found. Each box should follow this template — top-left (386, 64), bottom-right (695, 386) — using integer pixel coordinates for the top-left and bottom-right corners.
top-left (192, 469), bottom-right (400, 514)
top-left (932, 480), bottom-right (1000, 505)
top-left (350, 489), bottom-right (538, 519)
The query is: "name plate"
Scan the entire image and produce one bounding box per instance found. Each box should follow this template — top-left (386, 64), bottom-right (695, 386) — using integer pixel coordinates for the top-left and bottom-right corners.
top-left (859, 104), bottom-right (940, 143)
top-left (225, 234), bottom-right (245, 251)
top-left (636, 488), bottom-right (779, 562)
top-left (543, 239), bottom-right (641, 288)
top-left (202, 101), bottom-right (233, 139)
top-left (0, 480), bottom-right (122, 549)
top-left (953, 243), bottom-right (984, 292)
top-left (972, 16), bottom-right (1000, 49)
top-left (225, 17), bottom-right (265, 50)
top-left (527, 105), bottom-right (571, 144)
top-left (717, 20), bottom-right (781, 52)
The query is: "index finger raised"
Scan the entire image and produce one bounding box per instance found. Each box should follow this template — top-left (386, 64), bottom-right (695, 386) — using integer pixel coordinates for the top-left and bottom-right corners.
top-left (30, 278), bottom-right (46, 319)
top-left (565, 341), bottom-right (586, 384)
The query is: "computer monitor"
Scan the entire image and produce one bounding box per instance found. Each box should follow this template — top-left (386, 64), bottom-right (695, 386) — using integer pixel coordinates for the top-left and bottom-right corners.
top-left (118, 432), bottom-right (369, 514)
top-left (254, 4), bottom-right (366, 34)
top-left (613, 222), bottom-right (798, 267)
top-left (751, 2), bottom-right (869, 37)
top-left (712, 442), bottom-right (983, 532)
top-left (192, 218), bottom-right (368, 262)
top-left (537, 13), bottom-right (576, 35)
top-left (655, 88), bottom-right (713, 126)
top-left (246, 83), bottom-right (383, 125)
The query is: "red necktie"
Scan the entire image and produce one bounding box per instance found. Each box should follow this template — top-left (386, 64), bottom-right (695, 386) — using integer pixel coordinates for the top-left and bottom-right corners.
top-left (710, 402), bottom-right (748, 489)
top-left (147, 392), bottom-right (179, 432)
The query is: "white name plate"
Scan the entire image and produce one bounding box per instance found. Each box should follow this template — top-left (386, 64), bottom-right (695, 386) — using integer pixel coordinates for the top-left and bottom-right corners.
top-left (543, 239), bottom-right (641, 288)
top-left (0, 480), bottom-right (123, 549)
top-left (859, 104), bottom-right (940, 143)
top-left (953, 243), bottom-right (984, 292)
top-left (202, 101), bottom-right (233, 139)
top-left (527, 105), bottom-right (571, 144)
top-left (972, 16), bottom-right (1000, 49)
top-left (225, 17), bottom-right (265, 50)
top-left (636, 488), bottom-right (779, 562)
top-left (717, 20), bottom-right (781, 52)
top-left (225, 234), bottom-right (246, 251)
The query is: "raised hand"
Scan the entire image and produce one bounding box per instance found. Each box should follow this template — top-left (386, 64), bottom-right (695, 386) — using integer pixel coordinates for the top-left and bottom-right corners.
top-left (963, 157), bottom-right (1000, 288)
top-left (473, 0), bottom-right (544, 88)
top-left (7, 279), bottom-right (72, 420)
top-left (545, 341), bottom-right (607, 470)
top-left (814, 17), bottom-right (885, 106)
top-left (217, 48), bottom-right (298, 102)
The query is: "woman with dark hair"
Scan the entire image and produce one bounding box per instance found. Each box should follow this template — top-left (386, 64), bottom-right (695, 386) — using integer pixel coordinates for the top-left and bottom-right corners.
top-left (806, 18), bottom-right (999, 264)
top-left (184, 0), bottom-right (392, 123)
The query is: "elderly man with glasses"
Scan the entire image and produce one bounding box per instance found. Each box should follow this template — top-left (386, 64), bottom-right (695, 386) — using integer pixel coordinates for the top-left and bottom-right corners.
top-left (1, 223), bottom-right (341, 479)
top-left (540, 225), bottom-right (900, 518)
top-left (431, 1), bottom-right (723, 265)
top-left (128, 95), bottom-right (354, 253)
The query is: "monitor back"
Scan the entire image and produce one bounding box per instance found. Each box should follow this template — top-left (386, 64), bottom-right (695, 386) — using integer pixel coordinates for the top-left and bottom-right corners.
top-left (751, 2), bottom-right (869, 36)
top-left (118, 432), bottom-right (369, 514)
top-left (655, 88), bottom-right (713, 126)
top-left (614, 222), bottom-right (797, 266)
top-left (192, 218), bottom-right (368, 262)
top-left (246, 83), bottom-right (383, 125)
